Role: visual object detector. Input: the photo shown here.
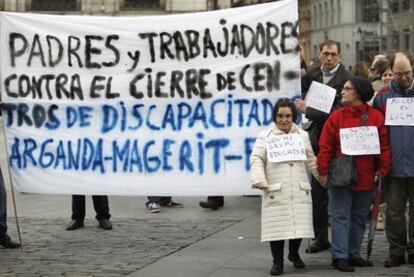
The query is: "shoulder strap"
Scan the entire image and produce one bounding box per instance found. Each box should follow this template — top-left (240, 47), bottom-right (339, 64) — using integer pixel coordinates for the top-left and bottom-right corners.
top-left (360, 107), bottom-right (369, 126)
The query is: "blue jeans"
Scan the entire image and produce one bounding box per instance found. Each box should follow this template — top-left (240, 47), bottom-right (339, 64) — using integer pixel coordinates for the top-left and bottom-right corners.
top-left (328, 187), bottom-right (374, 259)
top-left (0, 168), bottom-right (7, 234)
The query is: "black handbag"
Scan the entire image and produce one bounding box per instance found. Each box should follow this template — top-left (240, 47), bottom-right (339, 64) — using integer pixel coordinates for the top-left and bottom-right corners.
top-left (327, 108), bottom-right (368, 188)
top-left (327, 155), bottom-right (357, 187)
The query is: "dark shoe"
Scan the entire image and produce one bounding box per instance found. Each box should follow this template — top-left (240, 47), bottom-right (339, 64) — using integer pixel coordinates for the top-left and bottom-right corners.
top-left (98, 219), bottom-right (112, 230)
top-left (65, 219), bottom-right (84, 231)
top-left (332, 259), bottom-right (355, 272)
top-left (288, 253), bottom-right (305, 269)
top-left (384, 255), bottom-right (406, 267)
top-left (349, 257), bottom-right (373, 267)
top-left (0, 233), bottom-right (21, 248)
top-left (305, 240), bottom-right (330, 253)
top-left (270, 262), bottom-right (283, 275)
top-left (199, 201), bottom-right (223, 210)
top-left (160, 201), bottom-right (183, 208)
top-left (408, 254), bottom-right (414, 265)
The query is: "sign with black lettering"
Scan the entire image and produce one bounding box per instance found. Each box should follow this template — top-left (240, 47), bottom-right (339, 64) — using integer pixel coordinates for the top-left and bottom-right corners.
top-left (339, 126), bottom-right (380, 155)
top-left (0, 0), bottom-right (300, 195)
top-left (385, 98), bottom-right (414, 126)
top-left (266, 133), bottom-right (306, 163)
top-left (304, 81), bottom-right (336, 114)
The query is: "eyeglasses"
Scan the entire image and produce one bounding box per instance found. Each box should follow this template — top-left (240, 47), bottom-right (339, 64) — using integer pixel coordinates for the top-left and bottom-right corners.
top-left (342, 86), bottom-right (355, 91)
top-left (321, 51), bottom-right (339, 57)
top-left (393, 71), bottom-right (413, 79)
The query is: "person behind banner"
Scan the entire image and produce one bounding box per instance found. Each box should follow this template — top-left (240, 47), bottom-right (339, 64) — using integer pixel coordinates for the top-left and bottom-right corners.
top-left (0, 167), bottom-right (20, 249)
top-left (318, 76), bottom-right (391, 272)
top-left (373, 52), bottom-right (414, 267)
top-left (250, 98), bottom-right (319, 276)
top-left (66, 195), bottom-right (112, 231)
top-left (295, 39), bottom-right (351, 254)
top-left (146, 196), bottom-right (183, 213)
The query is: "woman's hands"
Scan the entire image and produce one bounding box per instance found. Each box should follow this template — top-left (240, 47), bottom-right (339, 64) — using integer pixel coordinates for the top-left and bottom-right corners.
top-left (319, 175), bottom-right (328, 188)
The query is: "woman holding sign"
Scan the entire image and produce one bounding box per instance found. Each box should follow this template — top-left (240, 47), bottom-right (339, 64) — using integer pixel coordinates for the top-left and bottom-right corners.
top-left (318, 76), bottom-right (391, 272)
top-left (250, 98), bottom-right (319, 276)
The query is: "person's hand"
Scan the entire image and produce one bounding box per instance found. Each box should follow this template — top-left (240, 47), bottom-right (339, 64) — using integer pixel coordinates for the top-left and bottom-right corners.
top-left (319, 175), bottom-right (328, 188)
top-left (294, 99), bottom-right (307, 114)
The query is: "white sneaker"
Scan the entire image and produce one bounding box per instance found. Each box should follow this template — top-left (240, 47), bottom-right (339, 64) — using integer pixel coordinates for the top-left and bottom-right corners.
top-left (146, 202), bottom-right (160, 213)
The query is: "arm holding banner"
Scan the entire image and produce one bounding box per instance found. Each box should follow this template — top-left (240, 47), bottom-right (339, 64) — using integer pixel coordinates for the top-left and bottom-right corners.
top-left (250, 130), bottom-right (268, 191)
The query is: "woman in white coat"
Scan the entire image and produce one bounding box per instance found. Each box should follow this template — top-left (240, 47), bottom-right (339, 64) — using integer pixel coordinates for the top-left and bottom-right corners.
top-left (250, 98), bottom-right (319, 276)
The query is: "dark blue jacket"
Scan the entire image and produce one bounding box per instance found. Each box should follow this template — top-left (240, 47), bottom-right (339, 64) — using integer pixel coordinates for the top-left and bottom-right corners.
top-left (373, 81), bottom-right (414, 177)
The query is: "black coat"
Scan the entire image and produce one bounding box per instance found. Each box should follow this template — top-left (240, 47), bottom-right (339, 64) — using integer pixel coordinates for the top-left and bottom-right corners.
top-left (300, 64), bottom-right (350, 154)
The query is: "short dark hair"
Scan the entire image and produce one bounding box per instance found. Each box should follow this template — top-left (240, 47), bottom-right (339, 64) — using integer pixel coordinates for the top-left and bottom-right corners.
top-left (388, 52), bottom-right (414, 70)
top-left (272, 98), bottom-right (297, 123)
top-left (319, 40), bottom-right (341, 54)
top-left (347, 76), bottom-right (375, 103)
top-left (372, 58), bottom-right (390, 76)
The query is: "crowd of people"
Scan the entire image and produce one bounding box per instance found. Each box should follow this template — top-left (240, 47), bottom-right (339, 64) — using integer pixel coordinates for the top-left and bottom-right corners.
top-left (1, 38), bottom-right (414, 277)
top-left (251, 40), bottom-right (414, 275)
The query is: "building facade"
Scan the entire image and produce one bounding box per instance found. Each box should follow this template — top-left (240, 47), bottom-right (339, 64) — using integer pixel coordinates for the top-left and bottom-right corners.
top-left (0, 0), bottom-right (279, 14)
top-left (298, 0), bottom-right (311, 63)
top-left (386, 0), bottom-right (414, 54)
top-left (309, 0), bottom-right (386, 68)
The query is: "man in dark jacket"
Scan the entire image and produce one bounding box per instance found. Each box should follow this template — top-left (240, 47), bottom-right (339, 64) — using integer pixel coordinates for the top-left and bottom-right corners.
top-left (294, 39), bottom-right (350, 253)
top-left (373, 52), bottom-right (414, 267)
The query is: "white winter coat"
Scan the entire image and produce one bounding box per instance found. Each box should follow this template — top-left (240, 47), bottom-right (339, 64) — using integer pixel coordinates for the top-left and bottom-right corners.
top-left (250, 123), bottom-right (318, 242)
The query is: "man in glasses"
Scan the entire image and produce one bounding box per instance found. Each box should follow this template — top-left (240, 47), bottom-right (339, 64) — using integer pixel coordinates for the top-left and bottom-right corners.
top-left (373, 52), bottom-right (414, 268)
top-left (294, 39), bottom-right (350, 253)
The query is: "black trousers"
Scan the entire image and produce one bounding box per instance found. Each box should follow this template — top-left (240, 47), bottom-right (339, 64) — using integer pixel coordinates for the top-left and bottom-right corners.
top-left (207, 196), bottom-right (224, 205)
top-left (269, 239), bottom-right (302, 262)
top-left (310, 175), bottom-right (329, 243)
top-left (71, 195), bottom-right (110, 221)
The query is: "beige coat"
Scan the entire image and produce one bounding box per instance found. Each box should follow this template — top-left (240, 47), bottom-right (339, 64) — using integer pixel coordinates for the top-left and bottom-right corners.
top-left (250, 123), bottom-right (318, 242)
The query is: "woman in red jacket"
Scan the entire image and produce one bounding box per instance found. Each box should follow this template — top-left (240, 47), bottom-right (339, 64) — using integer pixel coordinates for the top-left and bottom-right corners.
top-left (318, 76), bottom-right (391, 272)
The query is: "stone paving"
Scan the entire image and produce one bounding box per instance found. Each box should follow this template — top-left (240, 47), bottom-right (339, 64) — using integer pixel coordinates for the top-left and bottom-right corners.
top-left (0, 217), bottom-right (238, 276)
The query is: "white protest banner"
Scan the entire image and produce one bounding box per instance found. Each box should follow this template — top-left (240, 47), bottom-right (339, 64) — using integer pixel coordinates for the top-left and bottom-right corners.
top-left (304, 81), bottom-right (336, 114)
top-left (339, 126), bottom-right (380, 155)
top-left (385, 98), bottom-right (414, 126)
top-left (0, 0), bottom-right (300, 196)
top-left (266, 133), bottom-right (306, 163)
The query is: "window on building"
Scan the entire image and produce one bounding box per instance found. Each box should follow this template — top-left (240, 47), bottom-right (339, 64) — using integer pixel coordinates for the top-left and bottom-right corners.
top-left (337, 0), bottom-right (341, 24)
top-left (392, 30), bottom-right (400, 50)
top-left (402, 0), bottom-right (411, 10)
top-left (324, 1), bottom-right (328, 27)
top-left (319, 3), bottom-right (322, 28)
top-left (121, 0), bottom-right (161, 10)
top-left (231, 0), bottom-right (245, 7)
top-left (312, 5), bottom-right (317, 29)
top-left (330, 0), bottom-right (334, 25)
top-left (0, 0), bottom-right (4, 11)
top-left (391, 0), bottom-right (399, 13)
top-left (358, 40), bottom-right (379, 62)
top-left (362, 0), bottom-right (379, 22)
top-left (404, 29), bottom-right (410, 50)
top-left (27, 0), bottom-right (79, 11)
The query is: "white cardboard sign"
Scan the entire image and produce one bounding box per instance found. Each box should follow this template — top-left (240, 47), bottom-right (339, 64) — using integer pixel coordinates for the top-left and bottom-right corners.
top-left (266, 133), bottom-right (306, 163)
top-left (385, 97), bottom-right (414, 126)
top-left (304, 81), bottom-right (337, 114)
top-left (339, 126), bottom-right (380, 155)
